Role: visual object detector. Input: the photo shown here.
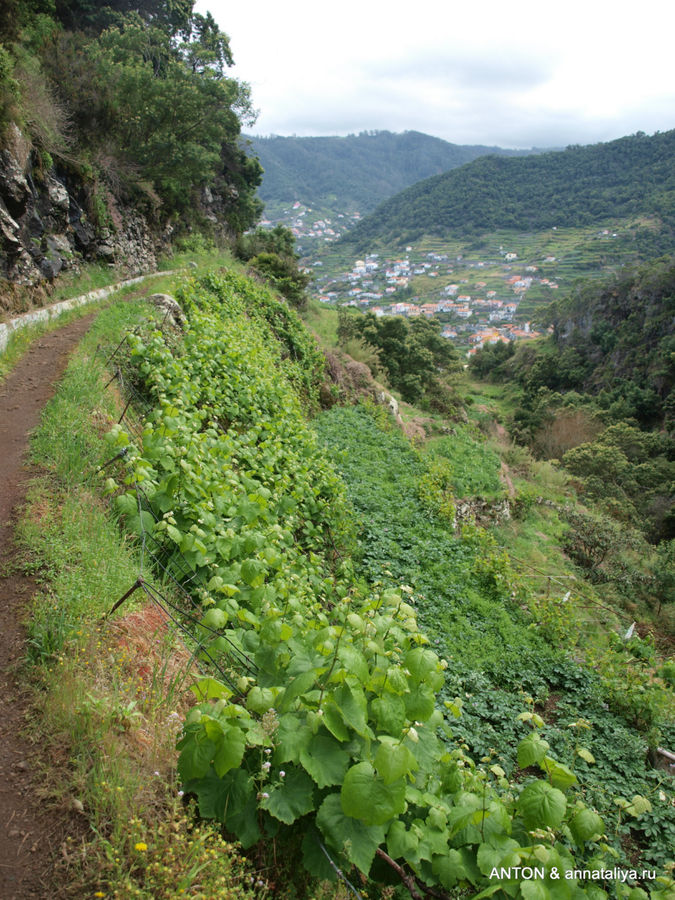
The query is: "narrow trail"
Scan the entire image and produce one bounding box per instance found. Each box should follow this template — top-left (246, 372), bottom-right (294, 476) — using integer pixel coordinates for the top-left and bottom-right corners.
top-left (0, 313), bottom-right (97, 899)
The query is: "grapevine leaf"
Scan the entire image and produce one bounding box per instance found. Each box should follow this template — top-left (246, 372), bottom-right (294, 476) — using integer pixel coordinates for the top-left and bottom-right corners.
top-left (576, 748), bottom-right (595, 764)
top-left (517, 733), bottom-right (549, 769)
top-left (190, 676), bottom-right (232, 700)
top-left (569, 808), bottom-right (604, 844)
top-left (404, 647), bottom-right (438, 683)
top-left (273, 716), bottom-right (313, 763)
top-left (371, 694), bottom-right (406, 735)
top-left (166, 523), bottom-right (183, 544)
top-left (115, 493), bottom-right (137, 516)
top-left (341, 762), bottom-right (406, 825)
top-left (299, 733), bottom-right (351, 788)
top-left (476, 837), bottom-right (521, 875)
top-left (177, 736), bottom-right (217, 781)
top-left (385, 667), bottom-right (409, 695)
top-left (316, 793), bottom-right (386, 874)
top-left (261, 766), bottom-right (315, 824)
top-left (337, 646), bottom-right (369, 682)
top-left (518, 781), bottom-right (567, 829)
top-left (200, 608), bottom-right (227, 630)
top-left (432, 850), bottom-right (466, 889)
top-left (221, 769), bottom-right (261, 847)
top-left (387, 820), bottom-right (419, 859)
top-left (277, 671), bottom-right (316, 712)
top-left (404, 683), bottom-right (436, 721)
top-left (624, 794), bottom-right (652, 817)
top-left (246, 685), bottom-right (275, 714)
top-left (240, 558), bottom-right (266, 587)
top-left (322, 702), bottom-right (351, 741)
top-left (183, 771), bottom-right (230, 821)
top-left (213, 725), bottom-right (246, 776)
top-left (520, 881), bottom-right (550, 900)
top-left (333, 683), bottom-right (368, 736)
top-left (539, 757), bottom-right (578, 791)
top-left (374, 739), bottom-right (418, 784)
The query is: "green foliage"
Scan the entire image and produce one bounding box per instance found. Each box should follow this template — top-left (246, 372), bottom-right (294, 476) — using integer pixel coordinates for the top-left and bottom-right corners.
top-left (517, 260), bottom-right (675, 429)
top-left (426, 430), bottom-right (503, 498)
top-left (501, 260), bottom-right (675, 542)
top-left (8, 1), bottom-right (262, 230)
top-left (469, 339), bottom-right (516, 379)
top-left (342, 130), bottom-right (675, 250)
top-left (562, 424), bottom-right (675, 542)
top-left (236, 224), bottom-right (297, 261)
top-left (52, 0), bottom-right (194, 35)
top-left (51, 18), bottom-right (253, 213)
top-left (338, 309), bottom-right (460, 405)
top-left (0, 43), bottom-right (20, 136)
top-left (105, 273), bottom-right (671, 898)
top-left (180, 270), bottom-right (324, 404)
top-left (250, 130), bottom-right (534, 214)
top-left (248, 253), bottom-right (310, 310)
top-left (235, 226), bottom-right (309, 310)
top-left (560, 507), bottom-right (639, 582)
top-left (651, 540), bottom-right (675, 617)
top-left (314, 404), bottom-right (675, 873)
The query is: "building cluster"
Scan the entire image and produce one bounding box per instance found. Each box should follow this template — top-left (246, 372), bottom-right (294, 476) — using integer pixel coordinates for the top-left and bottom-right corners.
top-left (260, 202), bottom-right (361, 243)
top-left (316, 250), bottom-right (547, 351)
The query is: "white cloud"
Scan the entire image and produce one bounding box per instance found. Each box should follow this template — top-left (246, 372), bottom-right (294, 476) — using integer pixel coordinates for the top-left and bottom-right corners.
top-left (196, 0), bottom-right (675, 148)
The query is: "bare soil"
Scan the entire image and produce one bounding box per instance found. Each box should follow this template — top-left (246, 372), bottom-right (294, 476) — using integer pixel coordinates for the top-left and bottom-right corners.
top-left (0, 314), bottom-right (96, 899)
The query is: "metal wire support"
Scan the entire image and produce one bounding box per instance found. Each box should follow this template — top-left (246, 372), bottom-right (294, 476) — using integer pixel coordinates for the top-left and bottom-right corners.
top-left (316, 840), bottom-right (364, 900)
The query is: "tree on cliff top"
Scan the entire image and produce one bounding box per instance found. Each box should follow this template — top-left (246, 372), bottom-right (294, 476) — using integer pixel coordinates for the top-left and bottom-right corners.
top-left (2, 0), bottom-right (262, 232)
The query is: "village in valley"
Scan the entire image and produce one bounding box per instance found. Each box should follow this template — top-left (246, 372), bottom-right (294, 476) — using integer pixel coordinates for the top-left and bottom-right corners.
top-left (310, 246), bottom-right (558, 354)
top-left (261, 201), bottom-right (631, 357)
top-left (259, 200), bottom-right (364, 243)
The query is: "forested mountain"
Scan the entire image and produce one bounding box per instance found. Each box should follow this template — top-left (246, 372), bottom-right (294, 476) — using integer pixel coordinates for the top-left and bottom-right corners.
top-left (340, 130), bottom-right (675, 249)
top-left (250, 131), bottom-right (538, 213)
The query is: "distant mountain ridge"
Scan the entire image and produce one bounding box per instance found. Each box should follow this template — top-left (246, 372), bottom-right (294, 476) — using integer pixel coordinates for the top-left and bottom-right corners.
top-left (339, 129), bottom-right (675, 249)
top-left (248, 131), bottom-right (540, 214)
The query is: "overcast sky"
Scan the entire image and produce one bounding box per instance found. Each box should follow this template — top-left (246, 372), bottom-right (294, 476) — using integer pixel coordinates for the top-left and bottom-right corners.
top-left (195, 0), bottom-right (675, 149)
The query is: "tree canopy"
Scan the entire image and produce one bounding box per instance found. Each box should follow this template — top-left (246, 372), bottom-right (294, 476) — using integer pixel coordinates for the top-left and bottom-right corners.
top-left (341, 130), bottom-right (675, 250)
top-left (1, 0), bottom-right (262, 230)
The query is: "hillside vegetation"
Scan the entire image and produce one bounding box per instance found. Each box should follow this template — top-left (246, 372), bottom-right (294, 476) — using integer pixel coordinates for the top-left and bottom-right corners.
top-left (2, 10), bottom-right (674, 894)
top-left (251, 131), bottom-right (537, 215)
top-left (85, 269), bottom-right (671, 898)
top-left (2, 256), bottom-right (671, 896)
top-left (0, 0), bottom-right (262, 238)
top-left (340, 130), bottom-right (675, 252)
top-left (470, 257), bottom-right (674, 607)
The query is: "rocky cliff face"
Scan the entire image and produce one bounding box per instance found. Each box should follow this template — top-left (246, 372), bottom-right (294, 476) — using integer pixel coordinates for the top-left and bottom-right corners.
top-left (0, 125), bottom-right (164, 293)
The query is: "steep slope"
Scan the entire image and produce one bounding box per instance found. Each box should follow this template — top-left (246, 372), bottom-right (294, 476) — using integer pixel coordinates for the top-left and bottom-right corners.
top-left (482, 257), bottom-right (675, 542)
top-left (5, 262), bottom-right (673, 897)
top-left (0, 0), bottom-right (262, 287)
top-left (340, 129), bottom-right (675, 249)
top-left (106, 271), bottom-right (673, 896)
top-left (250, 130), bottom-right (538, 213)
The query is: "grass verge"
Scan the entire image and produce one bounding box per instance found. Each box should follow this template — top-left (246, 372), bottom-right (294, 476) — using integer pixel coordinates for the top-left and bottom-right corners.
top-left (16, 298), bottom-right (271, 898)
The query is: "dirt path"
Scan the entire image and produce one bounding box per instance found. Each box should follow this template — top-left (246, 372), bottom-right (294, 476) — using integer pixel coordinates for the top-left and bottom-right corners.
top-left (0, 313), bottom-right (97, 898)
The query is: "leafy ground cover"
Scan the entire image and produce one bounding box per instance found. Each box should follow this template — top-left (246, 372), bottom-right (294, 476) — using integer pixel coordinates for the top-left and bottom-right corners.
top-left (312, 404), bottom-right (675, 875)
top-left (102, 269), bottom-right (674, 898)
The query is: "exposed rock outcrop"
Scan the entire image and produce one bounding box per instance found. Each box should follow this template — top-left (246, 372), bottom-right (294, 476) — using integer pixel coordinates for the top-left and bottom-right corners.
top-left (0, 125), bottom-right (166, 299)
top-left (148, 293), bottom-right (184, 329)
top-left (321, 349), bottom-right (404, 426)
top-left (455, 496), bottom-right (511, 527)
